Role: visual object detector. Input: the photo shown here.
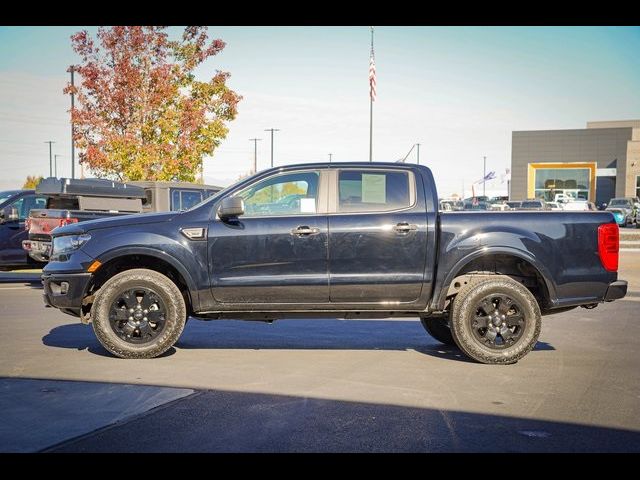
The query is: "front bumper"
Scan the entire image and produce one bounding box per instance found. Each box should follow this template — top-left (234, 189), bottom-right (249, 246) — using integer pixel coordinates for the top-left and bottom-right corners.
top-left (42, 272), bottom-right (92, 317)
top-left (604, 280), bottom-right (627, 301)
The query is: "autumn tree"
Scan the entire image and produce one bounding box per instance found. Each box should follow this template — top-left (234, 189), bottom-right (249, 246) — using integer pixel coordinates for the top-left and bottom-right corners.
top-left (65, 26), bottom-right (241, 182)
top-left (23, 175), bottom-right (43, 190)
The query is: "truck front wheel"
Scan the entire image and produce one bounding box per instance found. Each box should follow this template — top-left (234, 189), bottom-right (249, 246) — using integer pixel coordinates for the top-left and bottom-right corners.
top-left (91, 268), bottom-right (187, 359)
top-left (449, 276), bottom-right (541, 364)
top-left (420, 317), bottom-right (456, 346)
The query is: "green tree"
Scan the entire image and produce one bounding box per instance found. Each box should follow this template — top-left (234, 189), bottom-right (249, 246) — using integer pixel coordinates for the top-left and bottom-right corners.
top-left (65, 26), bottom-right (241, 182)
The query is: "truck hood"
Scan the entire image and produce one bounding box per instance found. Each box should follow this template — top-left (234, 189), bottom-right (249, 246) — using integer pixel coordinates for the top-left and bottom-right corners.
top-left (53, 211), bottom-right (179, 236)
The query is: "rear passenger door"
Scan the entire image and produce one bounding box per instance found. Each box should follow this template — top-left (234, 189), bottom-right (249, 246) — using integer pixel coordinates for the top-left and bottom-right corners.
top-left (328, 168), bottom-right (428, 305)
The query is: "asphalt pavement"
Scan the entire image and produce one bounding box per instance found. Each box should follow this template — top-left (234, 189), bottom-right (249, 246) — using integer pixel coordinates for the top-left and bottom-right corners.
top-left (1, 252), bottom-right (639, 452)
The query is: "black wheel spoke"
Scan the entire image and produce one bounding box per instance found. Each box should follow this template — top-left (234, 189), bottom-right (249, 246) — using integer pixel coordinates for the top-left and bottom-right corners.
top-left (146, 310), bottom-right (165, 323)
top-left (112, 308), bottom-right (129, 321)
top-left (505, 312), bottom-right (524, 327)
top-left (497, 296), bottom-right (514, 315)
top-left (478, 298), bottom-right (494, 315)
top-left (120, 291), bottom-right (138, 310)
top-left (473, 315), bottom-right (489, 329)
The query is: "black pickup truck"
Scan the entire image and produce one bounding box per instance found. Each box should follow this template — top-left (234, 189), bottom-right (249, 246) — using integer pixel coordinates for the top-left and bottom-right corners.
top-left (42, 162), bottom-right (627, 364)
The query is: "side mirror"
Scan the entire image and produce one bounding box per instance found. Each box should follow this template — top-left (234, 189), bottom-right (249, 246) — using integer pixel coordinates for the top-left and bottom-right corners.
top-left (218, 196), bottom-right (244, 220)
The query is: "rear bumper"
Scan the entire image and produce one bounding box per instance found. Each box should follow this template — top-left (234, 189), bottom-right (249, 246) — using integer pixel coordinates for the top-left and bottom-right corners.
top-left (604, 280), bottom-right (627, 301)
top-left (42, 272), bottom-right (92, 316)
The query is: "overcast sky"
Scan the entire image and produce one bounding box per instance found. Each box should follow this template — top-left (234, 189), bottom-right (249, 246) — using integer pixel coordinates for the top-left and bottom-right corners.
top-left (1, 26), bottom-right (639, 196)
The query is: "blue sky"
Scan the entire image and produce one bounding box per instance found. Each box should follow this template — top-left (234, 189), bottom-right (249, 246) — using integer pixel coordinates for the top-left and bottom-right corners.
top-left (1, 26), bottom-right (639, 196)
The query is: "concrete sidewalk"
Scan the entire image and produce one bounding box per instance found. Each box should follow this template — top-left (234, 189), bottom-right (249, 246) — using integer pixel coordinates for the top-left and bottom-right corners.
top-left (0, 378), bottom-right (193, 452)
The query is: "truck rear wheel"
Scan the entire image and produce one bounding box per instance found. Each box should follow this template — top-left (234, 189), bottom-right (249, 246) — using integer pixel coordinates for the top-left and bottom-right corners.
top-left (420, 316), bottom-right (456, 346)
top-left (449, 276), bottom-right (541, 364)
top-left (91, 268), bottom-right (187, 359)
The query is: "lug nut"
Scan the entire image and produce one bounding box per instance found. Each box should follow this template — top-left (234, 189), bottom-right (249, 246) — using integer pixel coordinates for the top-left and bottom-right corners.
top-left (143, 317), bottom-right (147, 322)
top-left (128, 316), bottom-right (133, 321)
top-left (129, 308), bottom-right (134, 313)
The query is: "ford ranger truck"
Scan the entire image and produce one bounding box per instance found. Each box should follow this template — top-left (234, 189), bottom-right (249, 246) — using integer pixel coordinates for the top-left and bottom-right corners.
top-left (41, 163), bottom-right (627, 364)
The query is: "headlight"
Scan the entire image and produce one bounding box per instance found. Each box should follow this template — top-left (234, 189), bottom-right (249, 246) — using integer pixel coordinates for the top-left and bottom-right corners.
top-left (51, 234), bottom-right (91, 258)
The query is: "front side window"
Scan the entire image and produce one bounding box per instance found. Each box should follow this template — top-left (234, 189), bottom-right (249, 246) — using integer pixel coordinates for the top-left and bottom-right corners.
top-left (237, 171), bottom-right (320, 217)
top-left (338, 170), bottom-right (410, 213)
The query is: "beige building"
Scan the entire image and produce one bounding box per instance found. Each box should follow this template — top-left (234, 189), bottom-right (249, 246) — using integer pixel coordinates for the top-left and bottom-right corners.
top-left (511, 120), bottom-right (640, 205)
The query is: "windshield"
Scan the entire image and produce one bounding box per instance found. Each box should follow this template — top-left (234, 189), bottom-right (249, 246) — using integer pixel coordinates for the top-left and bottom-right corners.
top-left (609, 199), bottom-right (630, 207)
top-left (0, 191), bottom-right (19, 205)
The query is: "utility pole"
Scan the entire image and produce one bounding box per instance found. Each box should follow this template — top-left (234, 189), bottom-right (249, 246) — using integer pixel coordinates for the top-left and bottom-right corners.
top-left (483, 155), bottom-right (487, 197)
top-left (67, 66), bottom-right (76, 179)
top-left (328, 153), bottom-right (333, 163)
top-left (54, 154), bottom-right (61, 178)
top-left (369, 26), bottom-right (376, 162)
top-left (264, 128), bottom-right (280, 168)
top-left (45, 141), bottom-right (55, 177)
top-left (249, 138), bottom-right (261, 174)
top-left (416, 143), bottom-right (421, 165)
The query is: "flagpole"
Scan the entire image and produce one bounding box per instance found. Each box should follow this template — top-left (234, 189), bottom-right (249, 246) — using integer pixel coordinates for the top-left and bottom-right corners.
top-left (369, 26), bottom-right (374, 162)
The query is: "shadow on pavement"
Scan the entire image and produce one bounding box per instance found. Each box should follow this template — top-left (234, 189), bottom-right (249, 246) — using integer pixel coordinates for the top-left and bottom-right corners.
top-left (47, 385), bottom-right (640, 453)
top-left (42, 318), bottom-right (553, 362)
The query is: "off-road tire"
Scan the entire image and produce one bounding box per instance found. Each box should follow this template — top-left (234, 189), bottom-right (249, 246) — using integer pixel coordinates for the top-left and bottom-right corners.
top-left (420, 316), bottom-right (456, 346)
top-left (91, 268), bottom-right (187, 359)
top-left (449, 275), bottom-right (541, 364)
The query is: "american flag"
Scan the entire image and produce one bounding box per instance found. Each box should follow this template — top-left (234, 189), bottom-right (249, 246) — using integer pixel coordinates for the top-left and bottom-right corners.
top-left (369, 47), bottom-right (376, 102)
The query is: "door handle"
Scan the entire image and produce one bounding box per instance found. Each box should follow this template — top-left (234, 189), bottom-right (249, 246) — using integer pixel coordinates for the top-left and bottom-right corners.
top-left (291, 226), bottom-right (320, 236)
top-left (393, 222), bottom-right (417, 234)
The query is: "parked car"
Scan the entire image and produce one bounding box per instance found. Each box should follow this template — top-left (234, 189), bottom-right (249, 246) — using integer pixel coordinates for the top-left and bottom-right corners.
top-left (519, 199), bottom-right (550, 211)
top-left (24, 178), bottom-right (223, 263)
top-left (462, 200), bottom-right (491, 210)
top-left (546, 202), bottom-right (562, 210)
top-left (439, 199), bottom-right (464, 212)
top-left (563, 200), bottom-right (597, 211)
top-left (606, 197), bottom-right (639, 227)
top-left (505, 201), bottom-right (521, 210)
top-left (42, 162), bottom-right (627, 364)
top-left (23, 178), bottom-right (147, 262)
top-left (0, 190), bottom-right (47, 270)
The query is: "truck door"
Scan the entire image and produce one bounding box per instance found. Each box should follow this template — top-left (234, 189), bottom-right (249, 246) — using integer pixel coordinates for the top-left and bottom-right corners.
top-left (328, 168), bottom-right (428, 305)
top-left (209, 170), bottom-right (329, 305)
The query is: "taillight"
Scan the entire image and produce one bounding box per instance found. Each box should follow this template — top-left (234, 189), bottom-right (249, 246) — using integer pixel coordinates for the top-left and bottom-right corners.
top-left (59, 218), bottom-right (79, 227)
top-left (598, 223), bottom-right (619, 272)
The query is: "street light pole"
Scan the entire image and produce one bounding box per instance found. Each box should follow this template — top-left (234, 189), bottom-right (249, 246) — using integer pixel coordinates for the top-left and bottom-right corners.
top-left (483, 155), bottom-right (487, 197)
top-left (328, 153), bottom-right (333, 163)
top-left (68, 66), bottom-right (76, 179)
top-left (264, 128), bottom-right (280, 168)
top-left (45, 141), bottom-right (55, 177)
top-left (249, 138), bottom-right (261, 174)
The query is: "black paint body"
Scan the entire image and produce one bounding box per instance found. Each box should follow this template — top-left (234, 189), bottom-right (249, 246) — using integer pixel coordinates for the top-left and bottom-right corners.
top-left (42, 163), bottom-right (625, 318)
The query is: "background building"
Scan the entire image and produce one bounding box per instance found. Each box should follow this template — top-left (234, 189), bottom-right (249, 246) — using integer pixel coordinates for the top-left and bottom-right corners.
top-left (511, 120), bottom-right (640, 205)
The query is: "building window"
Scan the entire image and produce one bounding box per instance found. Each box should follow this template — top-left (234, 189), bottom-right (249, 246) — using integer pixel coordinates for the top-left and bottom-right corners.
top-left (533, 168), bottom-right (591, 202)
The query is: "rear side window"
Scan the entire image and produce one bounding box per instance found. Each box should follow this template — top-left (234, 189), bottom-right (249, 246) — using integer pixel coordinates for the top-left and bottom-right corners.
top-left (338, 170), bottom-right (411, 213)
top-left (170, 189), bottom-right (204, 211)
